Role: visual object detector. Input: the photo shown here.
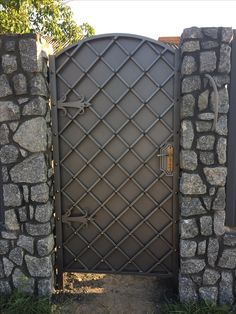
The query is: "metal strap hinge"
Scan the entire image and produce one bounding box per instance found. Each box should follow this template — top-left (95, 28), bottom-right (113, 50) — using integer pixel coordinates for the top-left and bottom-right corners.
top-left (58, 94), bottom-right (92, 118)
top-left (62, 210), bottom-right (94, 227)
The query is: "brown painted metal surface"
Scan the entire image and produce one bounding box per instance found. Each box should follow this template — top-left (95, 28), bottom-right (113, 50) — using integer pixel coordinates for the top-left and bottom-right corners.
top-left (50, 34), bottom-right (179, 288)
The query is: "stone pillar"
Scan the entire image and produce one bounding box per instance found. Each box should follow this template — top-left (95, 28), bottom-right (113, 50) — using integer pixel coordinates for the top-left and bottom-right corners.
top-left (0, 34), bottom-right (54, 295)
top-left (179, 27), bottom-right (234, 304)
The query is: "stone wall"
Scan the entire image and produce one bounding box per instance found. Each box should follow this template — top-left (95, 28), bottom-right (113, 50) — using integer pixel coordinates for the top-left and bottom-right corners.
top-left (0, 34), bottom-right (54, 295)
top-left (179, 27), bottom-right (236, 304)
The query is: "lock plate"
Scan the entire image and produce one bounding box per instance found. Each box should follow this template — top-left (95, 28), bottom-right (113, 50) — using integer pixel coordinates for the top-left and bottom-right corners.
top-left (158, 143), bottom-right (174, 176)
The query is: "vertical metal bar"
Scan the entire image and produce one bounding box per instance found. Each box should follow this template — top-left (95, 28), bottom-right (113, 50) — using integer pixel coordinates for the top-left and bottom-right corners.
top-left (226, 30), bottom-right (236, 227)
top-left (172, 47), bottom-right (180, 286)
top-left (0, 163), bottom-right (4, 230)
top-left (49, 55), bottom-right (64, 289)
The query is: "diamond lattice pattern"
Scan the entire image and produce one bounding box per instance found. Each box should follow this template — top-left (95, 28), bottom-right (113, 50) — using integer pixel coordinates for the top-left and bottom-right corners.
top-left (56, 35), bottom-right (176, 276)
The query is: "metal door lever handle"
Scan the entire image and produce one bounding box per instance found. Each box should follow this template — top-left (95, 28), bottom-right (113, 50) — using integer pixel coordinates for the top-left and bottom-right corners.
top-left (157, 153), bottom-right (168, 157)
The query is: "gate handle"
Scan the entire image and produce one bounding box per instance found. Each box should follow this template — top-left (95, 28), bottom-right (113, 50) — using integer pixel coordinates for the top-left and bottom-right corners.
top-left (157, 144), bottom-right (174, 176)
top-left (204, 74), bottom-right (219, 131)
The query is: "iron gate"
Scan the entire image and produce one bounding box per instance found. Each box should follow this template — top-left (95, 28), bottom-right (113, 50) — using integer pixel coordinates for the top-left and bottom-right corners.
top-left (50, 34), bottom-right (179, 288)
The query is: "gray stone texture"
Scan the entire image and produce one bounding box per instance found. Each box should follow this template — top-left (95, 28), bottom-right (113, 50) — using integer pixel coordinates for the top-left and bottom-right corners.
top-left (180, 150), bottom-right (197, 170)
top-left (182, 76), bottom-right (201, 93)
top-left (0, 280), bottom-right (11, 294)
top-left (5, 40), bottom-right (15, 52)
top-left (19, 38), bottom-right (41, 72)
top-left (35, 202), bottom-right (53, 223)
top-left (38, 277), bottom-right (54, 296)
top-left (203, 167), bottom-right (227, 186)
top-left (31, 183), bottom-right (49, 203)
top-left (216, 115), bottom-right (228, 136)
top-left (180, 219), bottom-right (198, 239)
top-left (181, 41), bottom-right (200, 53)
top-left (23, 97), bottom-right (47, 116)
top-left (179, 276), bottom-right (198, 302)
top-left (199, 287), bottom-right (218, 303)
top-left (12, 268), bottom-right (34, 294)
top-left (0, 145), bottom-right (19, 164)
top-left (200, 216), bottom-right (212, 236)
top-left (180, 173), bottom-right (206, 195)
top-left (0, 101), bottom-right (20, 122)
top-left (0, 34), bottom-right (53, 295)
top-left (181, 259), bottom-right (205, 274)
top-left (13, 117), bottom-right (47, 152)
top-left (196, 121), bottom-right (212, 132)
top-left (222, 27), bottom-right (233, 43)
top-left (200, 51), bottom-right (216, 72)
top-left (181, 94), bottom-right (195, 119)
top-left (217, 137), bottom-right (227, 164)
top-left (25, 222), bottom-right (51, 236)
top-left (218, 248), bottom-right (236, 269)
top-left (180, 240), bottom-right (197, 258)
top-left (208, 238), bottom-right (219, 267)
top-left (3, 257), bottom-right (14, 277)
top-left (201, 41), bottom-right (219, 49)
top-left (9, 122), bottom-right (19, 132)
top-left (25, 255), bottom-right (52, 277)
top-left (37, 234), bottom-right (54, 256)
top-left (211, 87), bottom-right (229, 113)
top-left (202, 196), bottom-right (212, 210)
top-left (224, 234), bottom-right (236, 247)
top-left (0, 240), bottom-right (9, 255)
top-left (31, 74), bottom-right (48, 96)
top-left (180, 196), bottom-right (206, 217)
top-left (17, 206), bottom-right (27, 222)
top-left (0, 124), bottom-right (9, 145)
top-left (199, 152), bottom-right (214, 165)
top-left (197, 135), bottom-right (215, 150)
top-left (203, 268), bottom-right (220, 285)
top-left (214, 211), bottom-right (225, 236)
top-left (180, 120), bottom-right (194, 149)
top-left (0, 74), bottom-right (12, 97)
top-left (182, 27), bottom-right (203, 39)
top-left (212, 187), bottom-right (226, 210)
top-left (198, 240), bottom-right (206, 255)
top-left (203, 27), bottom-right (218, 39)
top-left (3, 184), bottom-right (22, 207)
top-left (198, 112), bottom-right (214, 120)
top-left (219, 44), bottom-right (231, 73)
top-left (2, 54), bottom-right (17, 74)
top-left (198, 90), bottom-right (209, 111)
top-left (12, 73), bottom-right (27, 95)
top-left (181, 55), bottom-right (197, 75)
top-left (213, 74), bottom-right (230, 87)
top-left (219, 271), bottom-right (234, 305)
top-left (17, 235), bottom-right (34, 254)
top-left (9, 247), bottom-right (24, 266)
top-left (10, 153), bottom-right (47, 183)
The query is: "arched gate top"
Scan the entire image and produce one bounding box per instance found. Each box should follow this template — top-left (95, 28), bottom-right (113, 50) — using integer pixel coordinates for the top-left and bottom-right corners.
top-left (55, 33), bottom-right (176, 58)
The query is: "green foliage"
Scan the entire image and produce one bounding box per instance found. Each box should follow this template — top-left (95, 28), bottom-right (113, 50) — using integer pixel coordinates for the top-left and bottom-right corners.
top-left (0, 0), bottom-right (95, 44)
top-left (161, 301), bottom-right (236, 314)
top-left (0, 290), bottom-right (56, 314)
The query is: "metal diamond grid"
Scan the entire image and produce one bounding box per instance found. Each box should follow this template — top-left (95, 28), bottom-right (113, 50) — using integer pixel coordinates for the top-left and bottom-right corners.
top-left (52, 34), bottom-right (179, 286)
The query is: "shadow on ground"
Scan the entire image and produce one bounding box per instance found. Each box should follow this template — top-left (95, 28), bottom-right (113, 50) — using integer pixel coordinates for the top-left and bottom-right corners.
top-left (53, 273), bottom-right (177, 314)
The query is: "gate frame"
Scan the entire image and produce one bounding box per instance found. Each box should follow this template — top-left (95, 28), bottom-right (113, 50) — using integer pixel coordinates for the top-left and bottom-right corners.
top-left (49, 33), bottom-right (180, 289)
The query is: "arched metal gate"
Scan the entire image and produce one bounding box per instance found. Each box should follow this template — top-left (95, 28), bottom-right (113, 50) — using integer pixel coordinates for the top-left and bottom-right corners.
top-left (50, 34), bottom-right (180, 288)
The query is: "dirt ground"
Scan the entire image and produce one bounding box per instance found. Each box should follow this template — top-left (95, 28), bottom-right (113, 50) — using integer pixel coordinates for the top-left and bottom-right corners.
top-left (54, 273), bottom-right (175, 314)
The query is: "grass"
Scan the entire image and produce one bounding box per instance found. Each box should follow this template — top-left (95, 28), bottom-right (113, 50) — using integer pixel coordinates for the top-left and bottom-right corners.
top-left (1, 291), bottom-right (236, 314)
top-left (0, 290), bottom-right (56, 314)
top-left (161, 301), bottom-right (236, 314)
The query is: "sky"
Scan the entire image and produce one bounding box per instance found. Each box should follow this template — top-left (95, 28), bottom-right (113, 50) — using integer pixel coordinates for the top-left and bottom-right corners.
top-left (67, 0), bottom-right (236, 40)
